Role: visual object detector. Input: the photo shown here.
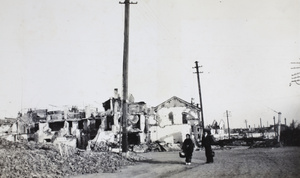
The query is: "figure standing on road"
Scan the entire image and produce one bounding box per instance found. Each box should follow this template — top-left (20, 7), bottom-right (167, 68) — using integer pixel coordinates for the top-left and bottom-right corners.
top-left (182, 134), bottom-right (195, 165)
top-left (203, 130), bottom-right (215, 163)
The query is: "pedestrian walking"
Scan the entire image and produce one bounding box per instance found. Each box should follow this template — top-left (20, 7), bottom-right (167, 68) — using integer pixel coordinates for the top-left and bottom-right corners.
top-left (182, 134), bottom-right (195, 165)
top-left (203, 130), bottom-right (215, 163)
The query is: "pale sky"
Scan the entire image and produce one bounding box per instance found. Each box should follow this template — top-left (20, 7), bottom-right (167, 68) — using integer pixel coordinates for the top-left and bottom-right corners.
top-left (0, 0), bottom-right (299, 128)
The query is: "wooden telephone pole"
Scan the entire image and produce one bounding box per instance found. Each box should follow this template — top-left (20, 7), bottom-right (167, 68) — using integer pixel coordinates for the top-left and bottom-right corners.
top-left (119, 0), bottom-right (137, 153)
top-left (193, 61), bottom-right (205, 141)
top-left (273, 116), bottom-right (277, 137)
top-left (260, 118), bottom-right (262, 128)
top-left (226, 110), bottom-right (231, 139)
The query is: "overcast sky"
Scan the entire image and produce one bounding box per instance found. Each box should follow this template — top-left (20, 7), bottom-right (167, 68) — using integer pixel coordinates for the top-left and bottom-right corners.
top-left (0, 0), bottom-right (299, 128)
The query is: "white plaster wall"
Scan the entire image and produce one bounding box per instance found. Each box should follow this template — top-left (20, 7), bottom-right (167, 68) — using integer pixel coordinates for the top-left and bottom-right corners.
top-left (148, 115), bottom-right (156, 125)
top-left (0, 125), bottom-right (10, 135)
top-left (264, 132), bottom-right (276, 139)
top-left (11, 123), bottom-right (17, 133)
top-left (113, 111), bottom-right (120, 130)
top-left (71, 121), bottom-right (78, 135)
top-left (37, 122), bottom-right (54, 142)
top-left (140, 115), bottom-right (145, 131)
top-left (85, 106), bottom-right (91, 118)
top-left (3, 134), bottom-right (16, 142)
top-left (149, 124), bottom-right (190, 144)
top-left (157, 107), bottom-right (186, 127)
top-left (139, 132), bottom-right (146, 143)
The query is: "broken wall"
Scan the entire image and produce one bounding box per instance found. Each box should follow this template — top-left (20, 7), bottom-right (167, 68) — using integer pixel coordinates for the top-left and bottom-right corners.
top-left (156, 107), bottom-right (188, 127)
top-left (149, 124), bottom-right (190, 144)
top-left (36, 122), bottom-right (55, 143)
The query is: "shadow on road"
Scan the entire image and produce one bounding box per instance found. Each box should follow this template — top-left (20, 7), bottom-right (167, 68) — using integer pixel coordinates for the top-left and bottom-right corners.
top-left (138, 160), bottom-right (183, 164)
top-left (138, 159), bottom-right (207, 166)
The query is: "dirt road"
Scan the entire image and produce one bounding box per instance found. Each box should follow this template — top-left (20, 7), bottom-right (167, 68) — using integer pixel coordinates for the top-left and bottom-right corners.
top-left (73, 147), bottom-right (300, 178)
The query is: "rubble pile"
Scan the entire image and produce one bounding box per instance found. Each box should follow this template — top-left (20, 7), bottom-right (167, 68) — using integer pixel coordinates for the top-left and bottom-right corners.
top-left (88, 141), bottom-right (110, 152)
top-left (250, 140), bottom-right (280, 148)
top-left (147, 141), bottom-right (166, 152)
top-left (0, 138), bottom-right (143, 178)
top-left (131, 141), bottom-right (182, 153)
top-left (88, 141), bottom-right (118, 152)
top-left (161, 143), bottom-right (182, 152)
top-left (152, 141), bottom-right (181, 152)
top-left (133, 144), bottom-right (149, 153)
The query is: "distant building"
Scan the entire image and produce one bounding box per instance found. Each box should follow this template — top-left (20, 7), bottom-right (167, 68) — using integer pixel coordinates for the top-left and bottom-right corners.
top-left (149, 96), bottom-right (202, 145)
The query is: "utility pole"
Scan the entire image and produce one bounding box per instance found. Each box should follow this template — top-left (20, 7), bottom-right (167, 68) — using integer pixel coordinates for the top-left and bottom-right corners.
top-left (226, 110), bottom-right (231, 139)
top-left (193, 61), bottom-right (205, 141)
top-left (284, 118), bottom-right (286, 125)
top-left (119, 0), bottom-right (137, 153)
top-left (277, 112), bottom-right (282, 143)
top-left (273, 116), bottom-right (276, 137)
top-left (260, 118), bottom-right (262, 128)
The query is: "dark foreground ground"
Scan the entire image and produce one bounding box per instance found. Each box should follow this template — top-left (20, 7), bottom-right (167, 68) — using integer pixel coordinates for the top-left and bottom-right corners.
top-left (73, 146), bottom-right (300, 178)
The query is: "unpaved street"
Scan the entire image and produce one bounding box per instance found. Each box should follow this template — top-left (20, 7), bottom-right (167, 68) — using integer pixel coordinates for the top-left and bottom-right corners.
top-left (74, 147), bottom-right (300, 178)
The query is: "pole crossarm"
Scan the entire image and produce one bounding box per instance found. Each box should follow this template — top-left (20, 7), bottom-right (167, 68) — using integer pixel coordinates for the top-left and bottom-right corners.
top-left (119, 1), bottom-right (137, 4)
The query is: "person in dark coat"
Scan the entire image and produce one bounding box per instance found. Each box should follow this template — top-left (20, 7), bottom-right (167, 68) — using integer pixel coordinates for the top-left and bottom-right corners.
top-left (182, 134), bottom-right (195, 165)
top-left (203, 130), bottom-right (214, 163)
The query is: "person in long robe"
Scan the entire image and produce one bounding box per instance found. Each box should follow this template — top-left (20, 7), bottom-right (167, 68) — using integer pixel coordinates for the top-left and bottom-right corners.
top-left (203, 130), bottom-right (215, 163)
top-left (182, 134), bottom-right (195, 165)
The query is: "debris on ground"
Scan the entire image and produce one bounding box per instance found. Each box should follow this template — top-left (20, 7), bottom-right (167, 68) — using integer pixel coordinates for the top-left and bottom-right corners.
top-left (146, 141), bottom-right (166, 152)
top-left (131, 141), bottom-right (182, 153)
top-left (162, 143), bottom-right (181, 152)
top-left (0, 138), bottom-right (146, 178)
top-left (88, 141), bottom-right (111, 152)
top-left (133, 144), bottom-right (148, 153)
top-left (249, 140), bottom-right (280, 148)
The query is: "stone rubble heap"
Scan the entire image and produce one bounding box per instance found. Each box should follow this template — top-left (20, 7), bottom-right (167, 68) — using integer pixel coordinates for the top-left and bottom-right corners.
top-left (0, 138), bottom-right (147, 178)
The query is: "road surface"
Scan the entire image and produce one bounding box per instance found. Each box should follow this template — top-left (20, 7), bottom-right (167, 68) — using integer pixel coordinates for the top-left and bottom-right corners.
top-left (73, 146), bottom-right (300, 178)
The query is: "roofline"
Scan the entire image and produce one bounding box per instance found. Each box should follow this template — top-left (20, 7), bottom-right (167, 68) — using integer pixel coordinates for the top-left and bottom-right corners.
top-left (154, 96), bottom-right (201, 111)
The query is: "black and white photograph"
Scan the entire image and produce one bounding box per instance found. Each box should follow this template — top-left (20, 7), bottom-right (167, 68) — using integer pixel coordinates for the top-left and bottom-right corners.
top-left (0, 0), bottom-right (300, 177)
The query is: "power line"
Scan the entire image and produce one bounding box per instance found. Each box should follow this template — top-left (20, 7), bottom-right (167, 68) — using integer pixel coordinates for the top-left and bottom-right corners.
top-left (292, 76), bottom-right (300, 80)
top-left (290, 58), bottom-right (300, 85)
top-left (292, 72), bottom-right (300, 76)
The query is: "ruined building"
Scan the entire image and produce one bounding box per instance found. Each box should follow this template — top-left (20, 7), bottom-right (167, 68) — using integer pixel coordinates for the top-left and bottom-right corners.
top-left (0, 91), bottom-right (204, 150)
top-left (149, 96), bottom-right (202, 145)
